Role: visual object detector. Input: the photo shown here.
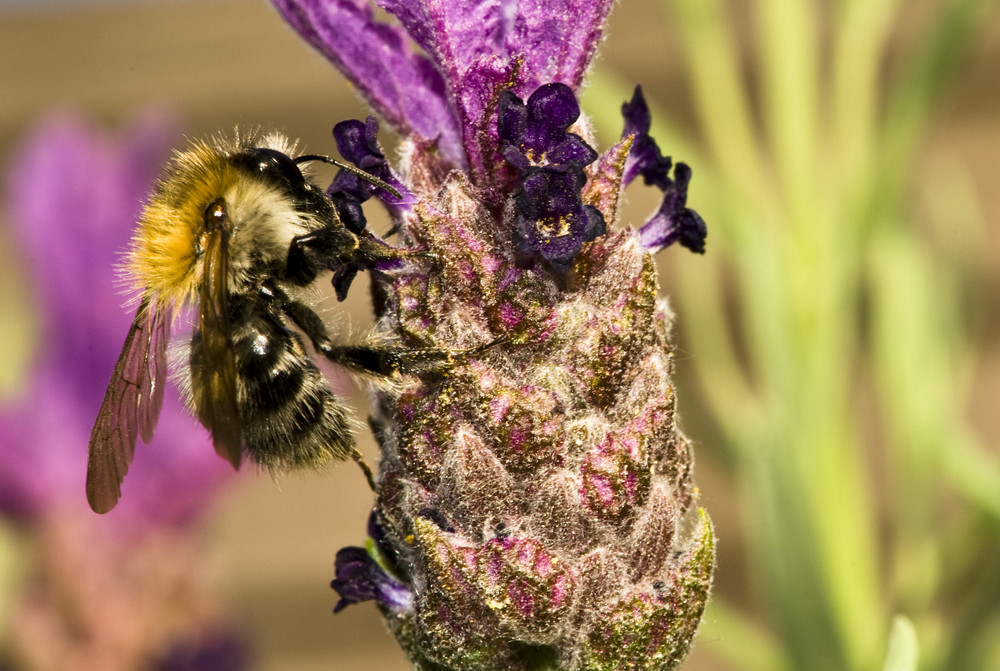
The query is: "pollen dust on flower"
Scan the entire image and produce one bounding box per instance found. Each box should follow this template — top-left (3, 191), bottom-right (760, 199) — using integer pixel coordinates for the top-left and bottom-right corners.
top-left (537, 216), bottom-right (571, 237)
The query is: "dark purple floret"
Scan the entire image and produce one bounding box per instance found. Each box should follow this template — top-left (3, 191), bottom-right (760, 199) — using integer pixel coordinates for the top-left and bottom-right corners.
top-left (620, 86), bottom-right (708, 254)
top-left (331, 546), bottom-right (413, 614)
top-left (328, 116), bottom-right (413, 233)
top-left (327, 190), bottom-right (367, 235)
top-left (498, 83), bottom-right (598, 173)
top-left (331, 264), bottom-right (360, 302)
top-left (327, 239), bottom-right (408, 302)
top-left (621, 85), bottom-right (673, 190)
top-left (513, 166), bottom-right (606, 273)
top-left (638, 162), bottom-right (707, 254)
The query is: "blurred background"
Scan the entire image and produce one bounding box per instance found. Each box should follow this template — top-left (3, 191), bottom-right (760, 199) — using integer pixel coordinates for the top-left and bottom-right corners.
top-left (0, 0), bottom-right (997, 670)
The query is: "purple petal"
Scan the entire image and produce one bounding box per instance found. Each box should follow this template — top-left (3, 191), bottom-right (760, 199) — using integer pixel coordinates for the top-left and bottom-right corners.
top-left (330, 117), bottom-right (414, 214)
top-left (521, 83), bottom-right (581, 155)
top-left (546, 135), bottom-right (598, 168)
top-left (271, 0), bottom-right (464, 165)
top-left (453, 54), bottom-right (522, 182)
top-left (505, 0), bottom-right (614, 92)
top-left (378, 0), bottom-right (511, 77)
top-left (527, 81), bottom-right (580, 129)
top-left (498, 84), bottom-right (596, 176)
top-left (518, 167), bottom-right (587, 219)
top-left (332, 117), bottom-right (377, 165)
top-left (638, 163), bottom-right (707, 254)
top-left (513, 167), bottom-right (606, 272)
top-left (621, 84), bottom-right (652, 138)
top-left (538, 233), bottom-right (585, 273)
top-left (374, 1), bottom-right (519, 179)
top-left (621, 85), bottom-right (672, 189)
top-left (497, 89), bottom-right (527, 143)
top-left (331, 546), bottom-right (413, 613)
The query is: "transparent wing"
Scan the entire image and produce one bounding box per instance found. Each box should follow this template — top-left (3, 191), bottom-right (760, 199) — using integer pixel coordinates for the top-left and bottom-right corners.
top-left (86, 299), bottom-right (170, 514)
top-left (194, 227), bottom-right (243, 468)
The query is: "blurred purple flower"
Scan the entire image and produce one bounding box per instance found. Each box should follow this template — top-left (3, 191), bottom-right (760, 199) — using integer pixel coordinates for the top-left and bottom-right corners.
top-left (0, 113), bottom-right (249, 671)
top-left (0, 113), bottom-right (237, 527)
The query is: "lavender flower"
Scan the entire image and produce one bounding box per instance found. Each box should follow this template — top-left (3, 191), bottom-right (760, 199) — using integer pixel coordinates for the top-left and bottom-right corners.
top-left (501, 84), bottom-right (606, 272)
top-left (329, 116), bottom-right (413, 234)
top-left (621, 86), bottom-right (707, 255)
top-left (0, 114), bottom-right (246, 670)
top-left (272, 1), bottom-right (714, 669)
top-left (498, 83), bottom-right (598, 174)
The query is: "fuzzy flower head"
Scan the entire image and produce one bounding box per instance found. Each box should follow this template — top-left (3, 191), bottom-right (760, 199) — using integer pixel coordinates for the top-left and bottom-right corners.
top-left (272, 1), bottom-right (714, 669)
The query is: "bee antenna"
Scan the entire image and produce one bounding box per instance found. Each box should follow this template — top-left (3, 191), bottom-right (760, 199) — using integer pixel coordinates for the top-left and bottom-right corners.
top-left (294, 155), bottom-right (402, 200)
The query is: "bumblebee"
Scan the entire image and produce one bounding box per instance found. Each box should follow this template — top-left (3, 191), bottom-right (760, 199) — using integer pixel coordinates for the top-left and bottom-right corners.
top-left (87, 131), bottom-right (439, 514)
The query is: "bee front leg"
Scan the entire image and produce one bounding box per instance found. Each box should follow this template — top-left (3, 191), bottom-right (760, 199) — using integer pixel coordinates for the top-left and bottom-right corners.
top-left (285, 226), bottom-right (360, 287)
top-left (286, 226), bottom-right (435, 298)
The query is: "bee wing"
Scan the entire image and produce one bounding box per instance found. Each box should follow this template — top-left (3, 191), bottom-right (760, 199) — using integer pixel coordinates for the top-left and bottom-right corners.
top-left (87, 299), bottom-right (170, 514)
top-left (139, 307), bottom-right (169, 443)
top-left (195, 227), bottom-right (243, 468)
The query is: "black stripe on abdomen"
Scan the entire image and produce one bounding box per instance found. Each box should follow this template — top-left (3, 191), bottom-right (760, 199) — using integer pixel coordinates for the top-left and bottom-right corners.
top-left (230, 311), bottom-right (355, 470)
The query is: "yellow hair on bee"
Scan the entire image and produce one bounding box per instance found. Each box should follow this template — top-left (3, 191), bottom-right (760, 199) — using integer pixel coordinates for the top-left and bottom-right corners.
top-left (126, 130), bottom-right (300, 312)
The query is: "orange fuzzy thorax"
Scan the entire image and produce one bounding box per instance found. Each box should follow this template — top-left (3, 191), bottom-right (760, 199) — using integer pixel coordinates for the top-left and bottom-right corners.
top-left (127, 142), bottom-right (241, 310)
top-left (125, 132), bottom-right (306, 313)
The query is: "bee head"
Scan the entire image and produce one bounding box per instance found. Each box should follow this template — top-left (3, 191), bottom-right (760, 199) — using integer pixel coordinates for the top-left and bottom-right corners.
top-left (231, 147), bottom-right (308, 190)
top-left (127, 133), bottom-right (333, 310)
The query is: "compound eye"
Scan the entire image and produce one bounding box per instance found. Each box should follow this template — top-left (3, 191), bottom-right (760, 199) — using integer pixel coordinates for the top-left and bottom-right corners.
top-left (239, 148), bottom-right (305, 186)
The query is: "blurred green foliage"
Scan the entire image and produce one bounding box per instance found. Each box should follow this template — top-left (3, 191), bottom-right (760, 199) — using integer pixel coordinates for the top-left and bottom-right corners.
top-left (585, 1), bottom-right (999, 669)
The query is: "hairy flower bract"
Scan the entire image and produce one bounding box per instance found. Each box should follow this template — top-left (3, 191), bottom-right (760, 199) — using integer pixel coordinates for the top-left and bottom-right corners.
top-left (272, 1), bottom-right (715, 668)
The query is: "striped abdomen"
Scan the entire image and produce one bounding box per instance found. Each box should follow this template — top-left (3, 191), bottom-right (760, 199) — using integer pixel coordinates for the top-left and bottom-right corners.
top-left (224, 304), bottom-right (354, 470)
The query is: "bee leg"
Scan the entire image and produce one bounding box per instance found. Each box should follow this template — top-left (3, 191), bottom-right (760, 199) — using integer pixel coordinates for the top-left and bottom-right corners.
top-left (286, 226), bottom-right (435, 293)
top-left (285, 226), bottom-right (360, 286)
top-left (352, 452), bottom-right (376, 492)
top-left (272, 292), bottom-right (377, 490)
top-left (322, 340), bottom-right (506, 381)
top-left (280, 293), bottom-right (483, 381)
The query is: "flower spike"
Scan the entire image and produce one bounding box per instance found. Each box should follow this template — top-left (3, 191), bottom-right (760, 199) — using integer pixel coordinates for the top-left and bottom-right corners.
top-left (270, 2), bottom-right (716, 668)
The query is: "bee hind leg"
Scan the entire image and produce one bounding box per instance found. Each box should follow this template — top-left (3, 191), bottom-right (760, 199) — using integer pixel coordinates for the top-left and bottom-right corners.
top-left (348, 446), bottom-right (376, 491)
